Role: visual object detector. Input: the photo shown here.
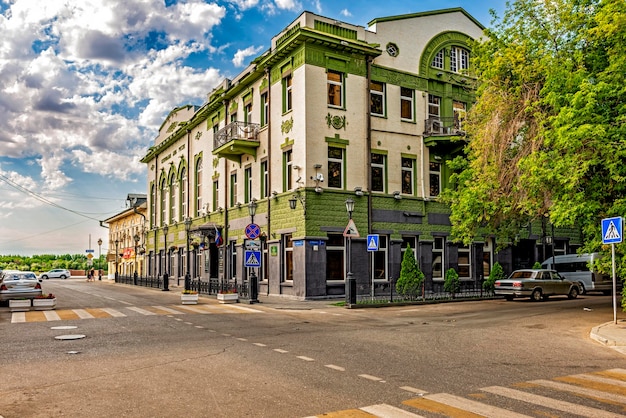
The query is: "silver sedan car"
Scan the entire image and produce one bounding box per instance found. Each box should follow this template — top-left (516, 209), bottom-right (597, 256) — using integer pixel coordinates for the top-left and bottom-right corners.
top-left (0, 271), bottom-right (42, 301)
top-left (494, 269), bottom-right (580, 301)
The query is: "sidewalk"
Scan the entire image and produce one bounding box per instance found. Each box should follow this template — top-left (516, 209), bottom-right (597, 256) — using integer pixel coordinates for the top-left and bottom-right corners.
top-left (590, 320), bottom-right (626, 356)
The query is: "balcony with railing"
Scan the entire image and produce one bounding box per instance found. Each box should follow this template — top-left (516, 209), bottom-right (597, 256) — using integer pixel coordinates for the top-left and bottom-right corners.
top-left (423, 117), bottom-right (466, 144)
top-left (212, 121), bottom-right (261, 161)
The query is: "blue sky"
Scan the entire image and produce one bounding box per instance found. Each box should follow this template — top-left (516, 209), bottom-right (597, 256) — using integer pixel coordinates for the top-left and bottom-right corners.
top-left (0, 0), bottom-right (507, 256)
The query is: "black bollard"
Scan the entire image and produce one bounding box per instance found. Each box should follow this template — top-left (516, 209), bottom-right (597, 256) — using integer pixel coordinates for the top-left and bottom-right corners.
top-left (184, 273), bottom-right (190, 291)
top-left (163, 273), bottom-right (169, 291)
top-left (133, 272), bottom-right (138, 286)
top-left (249, 270), bottom-right (259, 304)
top-left (346, 272), bottom-right (356, 306)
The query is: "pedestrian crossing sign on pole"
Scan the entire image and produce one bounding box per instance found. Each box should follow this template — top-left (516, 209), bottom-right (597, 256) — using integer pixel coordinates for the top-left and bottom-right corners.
top-left (602, 217), bottom-right (623, 244)
top-left (367, 234), bottom-right (379, 251)
top-left (244, 250), bottom-right (261, 267)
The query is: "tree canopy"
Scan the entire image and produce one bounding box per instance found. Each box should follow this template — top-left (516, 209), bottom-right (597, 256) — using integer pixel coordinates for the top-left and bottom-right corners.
top-left (446, 0), bottom-right (626, 266)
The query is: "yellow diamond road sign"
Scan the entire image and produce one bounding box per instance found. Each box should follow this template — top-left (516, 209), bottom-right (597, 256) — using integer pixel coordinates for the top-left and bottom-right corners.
top-left (87, 253), bottom-right (94, 260)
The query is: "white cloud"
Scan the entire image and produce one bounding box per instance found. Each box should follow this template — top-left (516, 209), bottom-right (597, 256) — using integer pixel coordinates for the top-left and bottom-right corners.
top-left (340, 9), bottom-right (352, 17)
top-left (274, 0), bottom-right (301, 11)
top-left (232, 45), bottom-right (265, 67)
top-left (227, 0), bottom-right (261, 11)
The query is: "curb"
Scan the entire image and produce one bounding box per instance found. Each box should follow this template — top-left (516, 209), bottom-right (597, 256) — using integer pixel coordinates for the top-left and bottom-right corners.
top-left (590, 324), bottom-right (614, 346)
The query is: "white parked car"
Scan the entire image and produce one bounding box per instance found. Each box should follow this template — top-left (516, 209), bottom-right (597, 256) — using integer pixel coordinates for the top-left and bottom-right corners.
top-left (0, 271), bottom-right (42, 301)
top-left (40, 269), bottom-right (71, 280)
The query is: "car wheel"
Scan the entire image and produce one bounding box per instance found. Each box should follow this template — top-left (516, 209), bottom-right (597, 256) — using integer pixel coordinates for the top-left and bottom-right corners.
top-left (41, 275), bottom-right (48, 280)
top-left (578, 283), bottom-right (586, 295)
top-left (568, 286), bottom-right (579, 299)
top-left (60, 275), bottom-right (66, 279)
top-left (505, 295), bottom-right (514, 301)
top-left (531, 289), bottom-right (543, 302)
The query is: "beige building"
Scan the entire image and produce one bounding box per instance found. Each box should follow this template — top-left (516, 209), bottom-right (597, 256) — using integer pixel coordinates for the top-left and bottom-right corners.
top-left (103, 194), bottom-right (147, 279)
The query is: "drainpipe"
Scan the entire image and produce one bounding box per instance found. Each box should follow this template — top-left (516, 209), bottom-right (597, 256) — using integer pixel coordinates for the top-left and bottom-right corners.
top-left (366, 56), bottom-right (373, 294)
top-left (222, 99), bottom-right (230, 289)
top-left (265, 66), bottom-right (272, 296)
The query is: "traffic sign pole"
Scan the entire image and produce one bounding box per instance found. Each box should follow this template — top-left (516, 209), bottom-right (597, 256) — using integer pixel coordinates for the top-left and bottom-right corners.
top-left (602, 216), bottom-right (622, 325)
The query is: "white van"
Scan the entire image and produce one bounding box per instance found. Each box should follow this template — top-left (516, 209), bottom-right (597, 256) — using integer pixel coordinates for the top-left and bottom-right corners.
top-left (541, 253), bottom-right (612, 294)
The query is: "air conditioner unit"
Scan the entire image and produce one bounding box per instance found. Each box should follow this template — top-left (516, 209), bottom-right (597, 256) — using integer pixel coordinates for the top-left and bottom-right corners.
top-left (431, 119), bottom-right (443, 134)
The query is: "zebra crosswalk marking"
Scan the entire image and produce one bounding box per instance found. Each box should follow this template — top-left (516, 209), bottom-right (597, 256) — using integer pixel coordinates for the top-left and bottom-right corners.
top-left (11, 312), bottom-right (26, 323)
top-left (127, 306), bottom-right (157, 315)
top-left (73, 309), bottom-right (94, 319)
top-left (150, 305), bottom-right (185, 315)
top-left (555, 374), bottom-right (626, 394)
top-left (360, 404), bottom-right (424, 417)
top-left (531, 379), bottom-right (626, 404)
top-left (423, 393), bottom-right (530, 418)
top-left (100, 307), bottom-right (126, 317)
top-left (43, 310), bottom-right (61, 321)
top-left (481, 385), bottom-right (622, 418)
top-left (402, 397), bottom-right (484, 417)
top-left (176, 305), bottom-right (213, 314)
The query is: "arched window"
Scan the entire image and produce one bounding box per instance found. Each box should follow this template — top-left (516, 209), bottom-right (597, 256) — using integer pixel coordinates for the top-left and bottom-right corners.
top-left (150, 183), bottom-right (156, 228)
top-left (196, 158), bottom-right (203, 217)
top-left (169, 173), bottom-right (177, 223)
top-left (160, 178), bottom-right (167, 226)
top-left (181, 167), bottom-right (187, 219)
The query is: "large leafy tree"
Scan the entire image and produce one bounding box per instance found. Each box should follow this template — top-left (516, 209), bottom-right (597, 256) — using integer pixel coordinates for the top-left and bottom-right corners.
top-left (446, 0), bottom-right (626, 268)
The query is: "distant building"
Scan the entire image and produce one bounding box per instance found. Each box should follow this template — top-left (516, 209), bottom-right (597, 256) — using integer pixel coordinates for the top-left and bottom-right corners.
top-left (103, 194), bottom-right (147, 279)
top-left (140, 8), bottom-right (581, 299)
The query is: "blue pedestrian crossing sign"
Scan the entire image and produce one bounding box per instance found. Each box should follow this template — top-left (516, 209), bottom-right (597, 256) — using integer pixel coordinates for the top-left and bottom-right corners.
top-left (602, 217), bottom-right (623, 244)
top-left (367, 234), bottom-right (379, 251)
top-left (244, 250), bottom-right (262, 267)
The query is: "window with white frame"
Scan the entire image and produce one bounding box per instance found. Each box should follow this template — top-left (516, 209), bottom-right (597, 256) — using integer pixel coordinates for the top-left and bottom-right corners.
top-left (370, 80), bottom-right (385, 116)
top-left (327, 70), bottom-right (343, 108)
top-left (431, 49), bottom-right (444, 69)
top-left (432, 237), bottom-right (445, 280)
top-left (458, 245), bottom-right (471, 279)
top-left (429, 162), bottom-right (441, 197)
top-left (401, 157), bottom-right (414, 195)
top-left (160, 179), bottom-right (167, 226)
top-left (230, 172), bottom-right (237, 207)
top-left (244, 102), bottom-right (252, 124)
top-left (372, 235), bottom-right (388, 280)
top-left (261, 92), bottom-right (269, 127)
top-left (283, 234), bottom-right (293, 282)
top-left (181, 168), bottom-right (187, 218)
top-left (244, 166), bottom-right (252, 203)
top-left (328, 147), bottom-right (344, 189)
top-left (326, 234), bottom-right (345, 281)
top-left (169, 175), bottom-right (177, 223)
top-left (401, 236), bottom-right (418, 261)
top-left (283, 74), bottom-right (292, 113)
top-left (450, 46), bottom-right (469, 73)
top-left (212, 179), bottom-right (218, 212)
top-left (453, 101), bottom-right (466, 131)
top-left (400, 87), bottom-right (414, 121)
top-left (371, 153), bottom-right (386, 192)
top-left (260, 160), bottom-right (269, 198)
top-left (428, 94), bottom-right (441, 119)
top-left (283, 149), bottom-right (293, 191)
top-left (196, 158), bottom-right (203, 217)
top-left (150, 184), bottom-right (156, 227)
top-left (229, 241), bottom-right (237, 278)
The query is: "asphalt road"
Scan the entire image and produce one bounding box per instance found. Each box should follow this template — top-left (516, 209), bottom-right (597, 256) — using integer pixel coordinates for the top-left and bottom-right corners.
top-left (0, 278), bottom-right (624, 417)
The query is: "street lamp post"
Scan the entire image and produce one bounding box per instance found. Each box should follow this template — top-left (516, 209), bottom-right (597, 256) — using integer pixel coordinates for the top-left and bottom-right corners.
top-left (134, 234), bottom-right (140, 285)
top-left (163, 224), bottom-right (169, 291)
top-left (345, 198), bottom-right (355, 305)
top-left (97, 238), bottom-right (102, 281)
top-left (114, 239), bottom-right (119, 282)
top-left (184, 217), bottom-right (192, 291)
top-left (248, 200), bottom-right (258, 303)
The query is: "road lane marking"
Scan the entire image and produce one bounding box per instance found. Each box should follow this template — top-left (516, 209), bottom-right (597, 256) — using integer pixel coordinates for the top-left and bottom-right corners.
top-left (359, 374), bottom-right (384, 382)
top-left (555, 374), bottom-right (626, 393)
top-left (253, 343), bottom-right (267, 347)
top-left (220, 304), bottom-right (263, 313)
top-left (297, 356), bottom-right (314, 362)
top-left (481, 385), bottom-right (622, 418)
top-left (361, 404), bottom-right (425, 417)
top-left (399, 387), bottom-right (426, 395)
top-left (423, 393), bottom-right (530, 418)
top-left (403, 397), bottom-right (484, 417)
top-left (274, 349), bottom-right (289, 353)
top-left (324, 364), bottom-right (345, 372)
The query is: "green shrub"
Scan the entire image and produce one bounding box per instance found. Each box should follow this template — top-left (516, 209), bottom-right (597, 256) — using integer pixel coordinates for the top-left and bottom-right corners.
top-left (444, 268), bottom-right (460, 297)
top-left (396, 244), bottom-right (424, 300)
top-left (532, 261), bottom-right (542, 269)
top-left (484, 262), bottom-right (505, 293)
